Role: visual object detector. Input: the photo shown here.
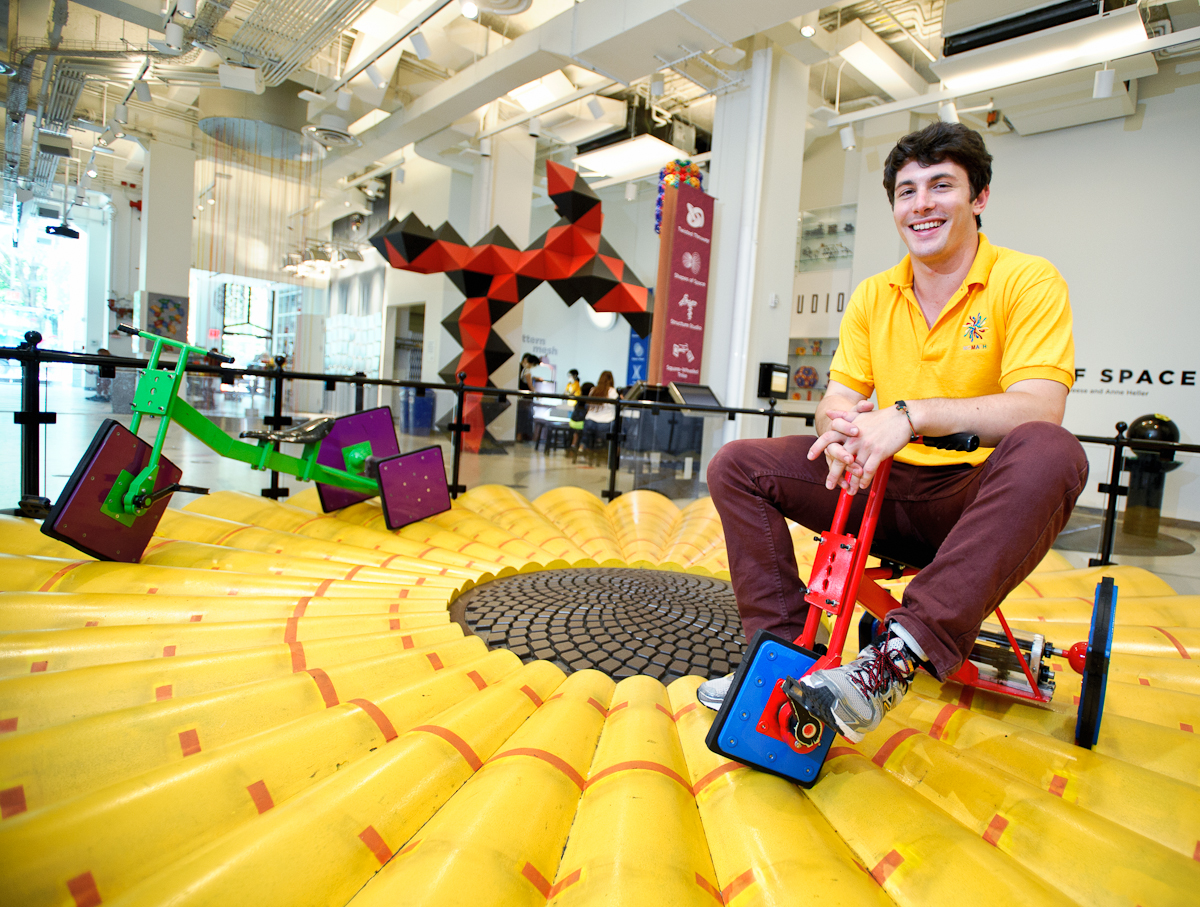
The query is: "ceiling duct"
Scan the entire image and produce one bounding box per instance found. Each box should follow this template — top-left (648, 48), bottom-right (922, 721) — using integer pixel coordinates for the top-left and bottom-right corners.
top-left (574, 97), bottom-right (709, 162)
top-left (303, 114), bottom-right (362, 149)
top-left (478, 0), bottom-right (533, 13)
top-left (941, 0), bottom-right (1114, 56)
top-left (198, 85), bottom-right (324, 160)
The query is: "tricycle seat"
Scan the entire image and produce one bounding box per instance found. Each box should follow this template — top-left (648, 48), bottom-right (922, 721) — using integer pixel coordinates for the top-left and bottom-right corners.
top-left (240, 416), bottom-right (336, 445)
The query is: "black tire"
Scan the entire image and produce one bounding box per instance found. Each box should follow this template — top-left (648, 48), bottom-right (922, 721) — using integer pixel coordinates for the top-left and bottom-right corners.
top-left (1075, 576), bottom-right (1117, 749)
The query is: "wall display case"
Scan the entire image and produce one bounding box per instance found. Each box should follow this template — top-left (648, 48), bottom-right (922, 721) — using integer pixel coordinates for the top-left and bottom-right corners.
top-left (787, 337), bottom-right (839, 402)
top-left (796, 204), bottom-right (856, 273)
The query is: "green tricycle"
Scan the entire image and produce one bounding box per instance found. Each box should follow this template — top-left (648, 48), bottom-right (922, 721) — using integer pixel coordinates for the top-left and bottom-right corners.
top-left (42, 324), bottom-right (450, 562)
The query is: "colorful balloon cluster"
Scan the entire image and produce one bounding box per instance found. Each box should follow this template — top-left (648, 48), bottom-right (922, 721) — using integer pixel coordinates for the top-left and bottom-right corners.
top-left (655, 159), bottom-right (703, 233)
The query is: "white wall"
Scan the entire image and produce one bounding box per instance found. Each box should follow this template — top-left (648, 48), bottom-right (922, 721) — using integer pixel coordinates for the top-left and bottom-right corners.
top-left (980, 62), bottom-right (1200, 519)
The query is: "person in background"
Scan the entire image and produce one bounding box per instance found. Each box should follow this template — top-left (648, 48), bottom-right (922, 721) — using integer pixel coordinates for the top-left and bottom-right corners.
top-left (567, 381), bottom-right (594, 455)
top-left (515, 352), bottom-right (540, 441)
top-left (578, 370), bottom-right (619, 454)
top-left (565, 369), bottom-right (581, 397)
top-left (87, 348), bottom-right (113, 402)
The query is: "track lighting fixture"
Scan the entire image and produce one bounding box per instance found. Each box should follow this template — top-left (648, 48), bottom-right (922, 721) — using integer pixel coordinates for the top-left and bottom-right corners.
top-left (176, 0), bottom-right (196, 18)
top-left (165, 22), bottom-right (184, 51)
top-left (134, 80), bottom-right (152, 103)
top-left (938, 100), bottom-right (959, 124)
top-left (839, 125), bottom-right (856, 152)
top-left (800, 25), bottom-right (816, 38)
top-left (1093, 65), bottom-right (1116, 99)
top-left (410, 30), bottom-right (432, 60)
top-left (460, 0), bottom-right (478, 19)
top-left (114, 103), bottom-right (128, 124)
top-left (649, 73), bottom-right (664, 98)
top-left (364, 63), bottom-right (388, 90)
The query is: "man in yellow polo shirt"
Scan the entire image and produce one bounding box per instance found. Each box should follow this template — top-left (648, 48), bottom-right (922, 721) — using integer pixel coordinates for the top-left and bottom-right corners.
top-left (699, 122), bottom-right (1089, 744)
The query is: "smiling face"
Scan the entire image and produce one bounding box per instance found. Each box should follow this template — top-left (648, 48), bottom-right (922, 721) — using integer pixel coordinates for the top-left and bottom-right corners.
top-left (892, 158), bottom-right (989, 267)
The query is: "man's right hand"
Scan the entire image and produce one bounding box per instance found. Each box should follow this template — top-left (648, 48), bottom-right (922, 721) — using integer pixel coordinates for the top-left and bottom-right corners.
top-left (810, 399), bottom-right (875, 491)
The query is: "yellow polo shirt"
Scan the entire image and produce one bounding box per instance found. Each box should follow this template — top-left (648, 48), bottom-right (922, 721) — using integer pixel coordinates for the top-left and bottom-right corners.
top-left (829, 234), bottom-right (1074, 467)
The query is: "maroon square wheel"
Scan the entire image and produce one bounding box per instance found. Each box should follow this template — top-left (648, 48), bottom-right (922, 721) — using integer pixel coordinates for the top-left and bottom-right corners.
top-left (377, 445), bottom-right (451, 529)
top-left (41, 419), bottom-right (183, 563)
top-left (315, 407), bottom-right (401, 512)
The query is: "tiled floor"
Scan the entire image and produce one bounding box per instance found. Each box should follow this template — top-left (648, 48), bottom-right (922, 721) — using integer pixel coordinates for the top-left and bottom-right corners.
top-left (5, 379), bottom-right (1199, 597)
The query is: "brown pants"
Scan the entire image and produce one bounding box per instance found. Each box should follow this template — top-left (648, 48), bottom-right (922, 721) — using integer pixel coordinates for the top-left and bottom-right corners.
top-left (706, 422), bottom-right (1089, 678)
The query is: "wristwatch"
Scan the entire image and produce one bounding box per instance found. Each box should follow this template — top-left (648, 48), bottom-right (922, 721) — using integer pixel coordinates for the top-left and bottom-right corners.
top-left (895, 400), bottom-right (919, 441)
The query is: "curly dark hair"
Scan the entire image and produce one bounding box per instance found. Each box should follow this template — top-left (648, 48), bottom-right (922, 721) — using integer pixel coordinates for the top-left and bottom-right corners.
top-left (883, 122), bottom-right (993, 227)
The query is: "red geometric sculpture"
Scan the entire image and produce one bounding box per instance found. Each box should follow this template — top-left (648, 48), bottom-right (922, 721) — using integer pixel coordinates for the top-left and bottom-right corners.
top-left (371, 162), bottom-right (652, 452)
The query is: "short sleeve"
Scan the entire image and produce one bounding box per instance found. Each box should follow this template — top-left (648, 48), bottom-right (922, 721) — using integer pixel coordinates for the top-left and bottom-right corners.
top-left (999, 271), bottom-right (1075, 390)
top-left (829, 283), bottom-right (875, 397)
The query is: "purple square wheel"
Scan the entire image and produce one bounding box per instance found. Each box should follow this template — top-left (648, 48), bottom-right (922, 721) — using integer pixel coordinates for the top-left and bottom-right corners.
top-left (377, 446), bottom-right (452, 529)
top-left (41, 419), bottom-right (183, 563)
top-left (315, 407), bottom-right (400, 512)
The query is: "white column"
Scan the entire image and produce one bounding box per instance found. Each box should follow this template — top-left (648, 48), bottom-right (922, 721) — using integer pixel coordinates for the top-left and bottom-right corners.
top-left (849, 112), bottom-right (913, 292)
top-left (107, 189), bottom-right (141, 356)
top-left (705, 45), bottom-right (809, 442)
top-left (136, 139), bottom-right (197, 351)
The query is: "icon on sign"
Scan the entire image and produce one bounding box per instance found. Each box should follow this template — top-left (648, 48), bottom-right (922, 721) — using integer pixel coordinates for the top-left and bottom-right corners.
top-left (672, 342), bottom-right (695, 363)
top-left (678, 293), bottom-right (698, 320)
top-left (686, 203), bottom-right (705, 228)
top-left (633, 342), bottom-right (644, 356)
top-left (681, 251), bottom-right (701, 274)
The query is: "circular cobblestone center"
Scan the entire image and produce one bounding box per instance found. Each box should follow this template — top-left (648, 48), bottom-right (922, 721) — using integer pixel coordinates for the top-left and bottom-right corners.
top-left (459, 568), bottom-right (745, 683)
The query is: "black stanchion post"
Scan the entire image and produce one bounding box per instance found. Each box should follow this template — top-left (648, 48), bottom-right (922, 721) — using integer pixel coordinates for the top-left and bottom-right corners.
top-left (13, 331), bottom-right (56, 516)
top-left (1090, 421), bottom-right (1129, 567)
top-left (260, 355), bottom-right (293, 499)
top-left (354, 371), bottom-right (366, 412)
top-left (602, 400), bottom-right (623, 501)
top-left (448, 371), bottom-right (469, 499)
top-left (766, 398), bottom-right (777, 439)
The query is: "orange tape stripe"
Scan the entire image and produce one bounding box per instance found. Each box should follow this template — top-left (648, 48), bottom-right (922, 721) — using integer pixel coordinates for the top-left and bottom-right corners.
top-left (520, 685), bottom-right (543, 707)
top-left (292, 597), bottom-right (311, 618)
top-left (155, 685), bottom-right (173, 701)
top-left (344, 564), bottom-right (365, 582)
top-left (957, 686), bottom-right (975, 709)
top-left (521, 862), bottom-right (551, 898)
top-left (358, 825), bottom-right (393, 865)
top-left (1023, 579), bottom-right (1044, 598)
top-left (871, 727), bottom-right (919, 768)
top-left (608, 701), bottom-right (629, 715)
top-left (1048, 775), bottom-right (1067, 797)
top-left (306, 668), bottom-right (339, 707)
top-left (548, 868), bottom-right (582, 898)
top-left (827, 745), bottom-right (859, 760)
top-left (983, 813), bottom-right (1009, 846)
top-left (414, 724), bottom-right (483, 770)
top-left (586, 759), bottom-right (690, 792)
top-left (314, 578), bottom-right (334, 597)
top-left (350, 698), bottom-right (398, 741)
top-left (871, 849), bottom-right (904, 885)
top-left (467, 670), bottom-right (487, 690)
top-left (37, 561), bottom-right (87, 592)
top-left (0, 718), bottom-right (18, 733)
top-left (1150, 626), bottom-right (1191, 659)
top-left (721, 868), bottom-right (757, 902)
top-left (67, 871), bottom-right (102, 907)
top-left (490, 747), bottom-right (586, 789)
top-left (690, 760), bottom-right (743, 796)
top-left (694, 872), bottom-right (722, 903)
top-left (929, 703), bottom-right (961, 739)
top-left (288, 640), bottom-right (306, 672)
top-left (214, 524), bottom-right (254, 545)
top-left (247, 780), bottom-right (275, 813)
top-left (1, 784), bottom-right (27, 818)
top-left (284, 616), bottom-right (300, 644)
top-left (586, 697), bottom-right (608, 716)
top-left (179, 728), bottom-right (202, 757)
top-left (427, 651), bottom-right (444, 670)
top-left (673, 702), bottom-right (699, 721)
top-left (655, 703), bottom-right (674, 719)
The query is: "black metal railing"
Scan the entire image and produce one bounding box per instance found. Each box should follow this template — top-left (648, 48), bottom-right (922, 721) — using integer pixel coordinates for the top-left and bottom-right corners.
top-left (5, 333), bottom-right (1197, 569)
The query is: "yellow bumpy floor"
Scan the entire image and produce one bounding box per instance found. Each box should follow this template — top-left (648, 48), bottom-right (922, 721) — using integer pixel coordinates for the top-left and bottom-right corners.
top-left (0, 485), bottom-right (1198, 907)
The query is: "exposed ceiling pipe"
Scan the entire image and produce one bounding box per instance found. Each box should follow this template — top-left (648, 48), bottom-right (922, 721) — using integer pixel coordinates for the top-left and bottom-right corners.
top-left (867, 0), bottom-right (936, 62)
top-left (474, 80), bottom-right (617, 140)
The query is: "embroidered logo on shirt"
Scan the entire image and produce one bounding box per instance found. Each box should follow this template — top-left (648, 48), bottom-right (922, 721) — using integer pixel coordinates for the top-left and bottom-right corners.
top-left (962, 313), bottom-right (988, 350)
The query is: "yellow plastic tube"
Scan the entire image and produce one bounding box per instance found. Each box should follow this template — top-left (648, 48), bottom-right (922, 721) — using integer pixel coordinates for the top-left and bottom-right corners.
top-left (106, 661), bottom-right (564, 907)
top-left (547, 674), bottom-right (720, 907)
top-left (156, 509), bottom-right (489, 583)
top-left (0, 611), bottom-right (451, 678)
top-left (1009, 565), bottom-right (1175, 599)
top-left (0, 624), bottom-right (464, 734)
top-left (0, 651), bottom-right (523, 907)
top-left (0, 637), bottom-right (490, 810)
top-left (659, 498), bottom-right (725, 570)
top-left (0, 591), bottom-right (438, 632)
top-left (184, 491), bottom-right (510, 575)
top-left (999, 594), bottom-right (1200, 627)
top-left (0, 554), bottom-right (459, 602)
top-left (804, 748), bottom-right (1066, 907)
top-left (1005, 618), bottom-right (1200, 660)
top-left (533, 487), bottom-right (627, 566)
top-left (666, 677), bottom-right (892, 906)
top-left (350, 669), bottom-right (615, 907)
top-left (855, 714), bottom-right (1200, 907)
top-left (457, 484), bottom-right (597, 565)
top-left (426, 507), bottom-right (568, 566)
top-left (889, 692), bottom-right (1200, 861)
top-left (606, 490), bottom-right (681, 567)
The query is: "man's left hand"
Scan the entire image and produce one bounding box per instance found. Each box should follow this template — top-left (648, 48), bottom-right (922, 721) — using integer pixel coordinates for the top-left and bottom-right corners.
top-left (819, 403), bottom-right (913, 494)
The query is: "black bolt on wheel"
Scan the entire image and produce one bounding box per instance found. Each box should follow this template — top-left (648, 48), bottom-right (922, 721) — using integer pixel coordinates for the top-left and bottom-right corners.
top-left (1075, 576), bottom-right (1117, 749)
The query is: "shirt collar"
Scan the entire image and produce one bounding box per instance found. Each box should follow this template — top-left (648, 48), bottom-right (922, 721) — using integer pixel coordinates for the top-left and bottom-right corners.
top-left (887, 232), bottom-right (998, 293)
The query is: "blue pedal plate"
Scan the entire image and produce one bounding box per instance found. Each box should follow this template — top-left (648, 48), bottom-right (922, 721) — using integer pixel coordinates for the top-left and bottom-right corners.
top-left (704, 630), bottom-right (836, 787)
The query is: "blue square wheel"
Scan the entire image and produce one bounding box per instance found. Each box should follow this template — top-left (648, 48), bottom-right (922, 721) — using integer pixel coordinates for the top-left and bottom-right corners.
top-left (704, 630), bottom-right (836, 787)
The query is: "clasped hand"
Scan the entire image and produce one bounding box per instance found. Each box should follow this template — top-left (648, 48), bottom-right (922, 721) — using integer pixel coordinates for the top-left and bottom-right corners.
top-left (808, 401), bottom-right (914, 494)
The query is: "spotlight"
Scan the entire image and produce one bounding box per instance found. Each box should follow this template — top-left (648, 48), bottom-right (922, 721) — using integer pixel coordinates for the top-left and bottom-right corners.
top-left (336, 89), bottom-right (352, 111)
top-left (109, 120), bottom-right (126, 139)
top-left (207, 197), bottom-right (215, 205)
top-left (1093, 66), bottom-right (1116, 99)
top-left (460, 0), bottom-right (478, 19)
top-left (97, 128), bottom-right (115, 146)
top-left (165, 21), bottom-right (184, 51)
top-left (624, 182), bottom-right (637, 202)
top-left (410, 30), bottom-right (431, 60)
top-left (800, 25), bottom-right (816, 38)
top-left (86, 166), bottom-right (98, 178)
top-left (839, 124), bottom-right (856, 151)
top-left (114, 103), bottom-right (128, 124)
top-left (527, 116), bottom-right (541, 137)
top-left (134, 80), bottom-right (152, 103)
top-left (176, 0), bottom-right (196, 18)
top-left (649, 73), bottom-right (664, 98)
top-left (586, 97), bottom-right (604, 119)
top-left (364, 63), bottom-right (388, 90)
top-left (938, 100), bottom-right (959, 124)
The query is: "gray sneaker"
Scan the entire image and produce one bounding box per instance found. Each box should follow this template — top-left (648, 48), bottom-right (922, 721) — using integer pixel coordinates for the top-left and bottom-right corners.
top-left (785, 634), bottom-right (916, 744)
top-left (696, 672), bottom-right (733, 711)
